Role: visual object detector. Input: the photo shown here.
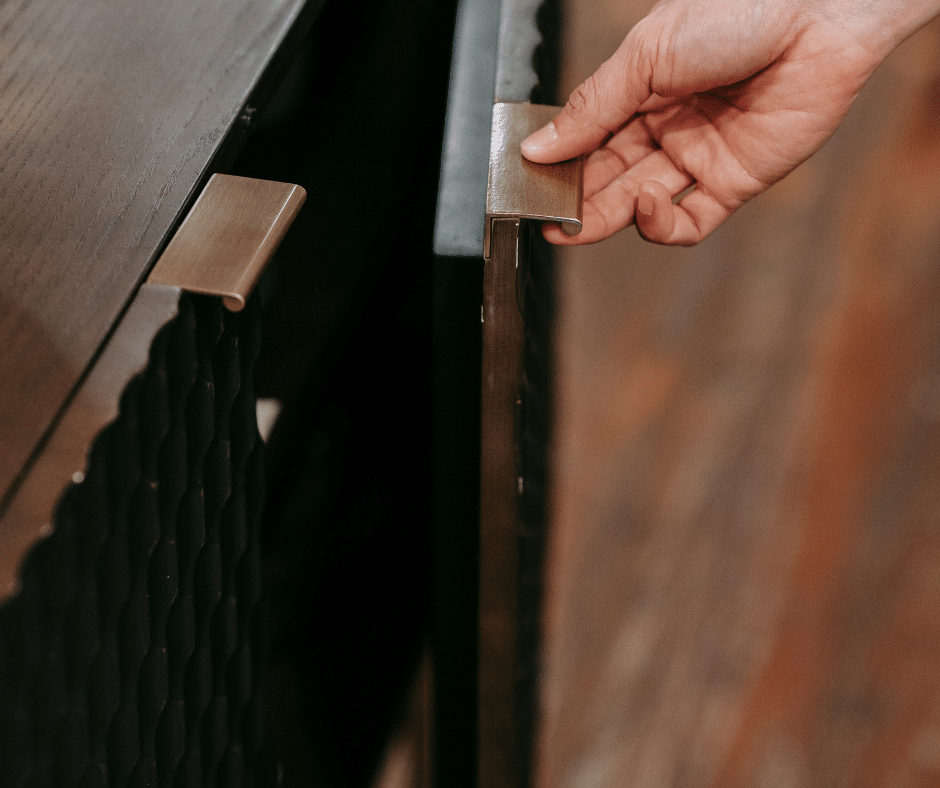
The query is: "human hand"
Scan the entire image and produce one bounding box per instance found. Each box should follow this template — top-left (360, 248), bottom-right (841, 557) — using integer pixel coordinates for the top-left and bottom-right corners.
top-left (522, 0), bottom-right (940, 246)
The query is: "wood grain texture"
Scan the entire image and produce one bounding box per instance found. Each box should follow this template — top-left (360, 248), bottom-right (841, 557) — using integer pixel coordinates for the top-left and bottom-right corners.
top-left (480, 217), bottom-right (525, 788)
top-left (0, 0), bottom-right (313, 504)
top-left (0, 283), bottom-right (181, 601)
top-left (543, 6), bottom-right (940, 788)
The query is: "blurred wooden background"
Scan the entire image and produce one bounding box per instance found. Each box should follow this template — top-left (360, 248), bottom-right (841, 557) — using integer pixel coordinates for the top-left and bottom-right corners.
top-left (542, 3), bottom-right (940, 787)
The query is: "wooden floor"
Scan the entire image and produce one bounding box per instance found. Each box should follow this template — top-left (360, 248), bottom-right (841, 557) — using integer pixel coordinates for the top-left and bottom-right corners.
top-left (543, 4), bottom-right (940, 788)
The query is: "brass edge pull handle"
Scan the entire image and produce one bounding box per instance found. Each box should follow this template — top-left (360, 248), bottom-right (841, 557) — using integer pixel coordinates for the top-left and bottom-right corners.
top-left (484, 102), bottom-right (583, 260)
top-left (148, 173), bottom-right (306, 311)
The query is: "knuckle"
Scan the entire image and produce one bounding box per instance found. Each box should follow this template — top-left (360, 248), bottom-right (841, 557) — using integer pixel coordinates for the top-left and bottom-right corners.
top-left (610, 176), bottom-right (638, 205)
top-left (567, 75), bottom-right (600, 121)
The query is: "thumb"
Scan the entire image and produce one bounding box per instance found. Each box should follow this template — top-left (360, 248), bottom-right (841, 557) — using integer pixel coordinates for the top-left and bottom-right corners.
top-left (521, 39), bottom-right (652, 163)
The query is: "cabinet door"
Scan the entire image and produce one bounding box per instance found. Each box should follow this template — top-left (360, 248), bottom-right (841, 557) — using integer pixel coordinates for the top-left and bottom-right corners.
top-left (435, 3), bottom-right (572, 787)
top-left (0, 171), bottom-right (308, 788)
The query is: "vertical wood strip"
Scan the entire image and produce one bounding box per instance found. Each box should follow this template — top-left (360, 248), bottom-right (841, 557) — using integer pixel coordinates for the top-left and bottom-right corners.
top-left (480, 217), bottom-right (524, 788)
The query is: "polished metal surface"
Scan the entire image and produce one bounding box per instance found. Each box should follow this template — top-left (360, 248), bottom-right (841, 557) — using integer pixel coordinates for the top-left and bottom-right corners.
top-left (148, 173), bottom-right (306, 311)
top-left (484, 102), bottom-right (583, 259)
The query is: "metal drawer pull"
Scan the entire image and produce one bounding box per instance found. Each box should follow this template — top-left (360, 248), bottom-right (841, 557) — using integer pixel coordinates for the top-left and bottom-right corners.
top-left (484, 101), bottom-right (583, 259)
top-left (149, 173), bottom-right (306, 311)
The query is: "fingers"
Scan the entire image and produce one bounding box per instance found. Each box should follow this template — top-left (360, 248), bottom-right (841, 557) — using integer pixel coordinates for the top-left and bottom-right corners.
top-left (634, 181), bottom-right (675, 242)
top-left (635, 183), bottom-right (733, 245)
top-left (542, 202), bottom-right (613, 245)
top-left (545, 179), bottom-right (732, 247)
top-left (528, 78), bottom-right (762, 245)
top-left (521, 40), bottom-right (651, 164)
top-left (544, 145), bottom-right (694, 245)
top-left (582, 120), bottom-right (658, 197)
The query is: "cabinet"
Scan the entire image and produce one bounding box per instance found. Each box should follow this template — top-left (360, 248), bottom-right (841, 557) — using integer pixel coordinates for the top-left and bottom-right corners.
top-left (0, 0), bottom-right (459, 784)
top-left (0, 0), bottom-right (560, 784)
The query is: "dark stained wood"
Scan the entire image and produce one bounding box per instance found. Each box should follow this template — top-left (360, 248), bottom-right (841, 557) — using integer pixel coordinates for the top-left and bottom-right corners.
top-left (480, 216), bottom-right (526, 788)
top-left (0, 0), bottom-right (317, 506)
top-left (543, 6), bottom-right (940, 788)
top-left (0, 283), bottom-right (181, 600)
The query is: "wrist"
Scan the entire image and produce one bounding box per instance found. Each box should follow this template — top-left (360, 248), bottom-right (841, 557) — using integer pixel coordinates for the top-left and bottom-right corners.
top-left (808, 0), bottom-right (940, 59)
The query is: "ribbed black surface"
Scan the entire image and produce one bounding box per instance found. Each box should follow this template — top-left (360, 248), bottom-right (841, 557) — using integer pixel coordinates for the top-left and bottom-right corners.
top-left (0, 293), bottom-right (274, 788)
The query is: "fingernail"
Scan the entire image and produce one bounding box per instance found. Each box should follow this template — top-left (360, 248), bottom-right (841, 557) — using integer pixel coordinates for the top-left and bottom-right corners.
top-left (521, 121), bottom-right (558, 154)
top-left (637, 189), bottom-right (655, 216)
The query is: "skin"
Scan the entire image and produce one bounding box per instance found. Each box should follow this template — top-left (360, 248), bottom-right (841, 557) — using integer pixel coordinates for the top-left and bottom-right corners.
top-left (521, 0), bottom-right (940, 246)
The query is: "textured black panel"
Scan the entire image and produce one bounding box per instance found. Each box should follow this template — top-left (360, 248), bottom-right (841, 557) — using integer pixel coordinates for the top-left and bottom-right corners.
top-left (0, 293), bottom-right (273, 788)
